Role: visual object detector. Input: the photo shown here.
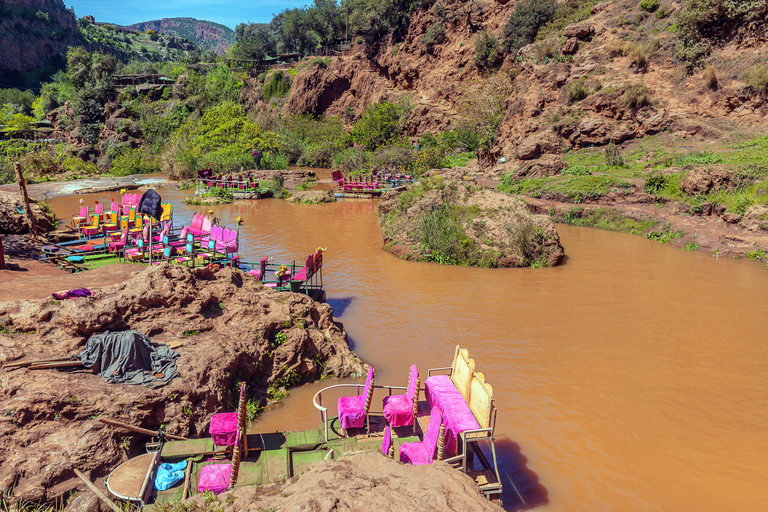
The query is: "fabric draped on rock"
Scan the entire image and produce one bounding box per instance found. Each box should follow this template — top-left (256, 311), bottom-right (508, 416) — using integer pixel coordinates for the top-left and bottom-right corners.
top-left (79, 330), bottom-right (179, 388)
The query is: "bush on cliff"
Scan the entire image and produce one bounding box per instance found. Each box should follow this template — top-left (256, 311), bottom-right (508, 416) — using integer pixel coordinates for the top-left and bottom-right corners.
top-left (351, 101), bottom-right (407, 150)
top-left (503, 0), bottom-right (557, 55)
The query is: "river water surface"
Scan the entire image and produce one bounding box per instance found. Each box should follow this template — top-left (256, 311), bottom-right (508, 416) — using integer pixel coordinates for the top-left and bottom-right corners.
top-left (49, 188), bottom-right (768, 511)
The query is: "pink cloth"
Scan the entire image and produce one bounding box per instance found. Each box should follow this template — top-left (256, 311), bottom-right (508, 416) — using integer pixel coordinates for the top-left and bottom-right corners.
top-left (424, 375), bottom-right (479, 456)
top-left (383, 365), bottom-right (418, 427)
top-left (197, 463), bottom-right (231, 495)
top-left (75, 245), bottom-right (95, 251)
top-left (247, 269), bottom-right (261, 279)
top-left (209, 412), bottom-right (239, 446)
top-left (399, 407), bottom-right (442, 465)
top-left (382, 426), bottom-right (392, 456)
top-left (338, 366), bottom-right (374, 430)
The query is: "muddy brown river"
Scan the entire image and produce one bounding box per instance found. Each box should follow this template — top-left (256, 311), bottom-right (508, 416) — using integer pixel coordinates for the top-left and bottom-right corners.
top-left (48, 188), bottom-right (768, 511)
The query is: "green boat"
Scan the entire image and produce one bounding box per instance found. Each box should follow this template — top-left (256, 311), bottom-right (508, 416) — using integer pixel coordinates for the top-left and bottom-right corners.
top-left (104, 347), bottom-right (503, 508)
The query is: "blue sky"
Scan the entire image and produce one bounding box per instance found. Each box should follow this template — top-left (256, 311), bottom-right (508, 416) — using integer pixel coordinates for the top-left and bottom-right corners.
top-left (66, 0), bottom-right (303, 29)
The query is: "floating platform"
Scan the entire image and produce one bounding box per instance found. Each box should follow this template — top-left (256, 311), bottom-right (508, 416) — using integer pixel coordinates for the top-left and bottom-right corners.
top-left (334, 190), bottom-right (384, 199)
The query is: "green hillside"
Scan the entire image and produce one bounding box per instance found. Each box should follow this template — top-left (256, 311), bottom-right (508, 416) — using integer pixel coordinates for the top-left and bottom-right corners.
top-left (126, 18), bottom-right (235, 55)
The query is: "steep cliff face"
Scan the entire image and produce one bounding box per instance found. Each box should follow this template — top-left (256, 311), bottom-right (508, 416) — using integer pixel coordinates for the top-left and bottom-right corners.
top-left (259, 0), bottom-right (768, 167)
top-left (0, 0), bottom-right (80, 73)
top-left (126, 17), bottom-right (235, 56)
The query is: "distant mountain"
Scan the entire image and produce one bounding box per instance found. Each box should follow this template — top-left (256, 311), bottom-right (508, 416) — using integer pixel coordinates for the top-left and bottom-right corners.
top-left (126, 18), bottom-right (234, 56)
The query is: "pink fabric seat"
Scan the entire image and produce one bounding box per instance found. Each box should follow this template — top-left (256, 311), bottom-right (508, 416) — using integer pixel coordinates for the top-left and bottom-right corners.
top-left (338, 366), bottom-right (375, 431)
top-left (197, 463), bottom-right (231, 495)
top-left (424, 375), bottom-right (479, 456)
top-left (382, 365), bottom-right (419, 428)
top-left (247, 269), bottom-right (262, 278)
top-left (75, 245), bottom-right (95, 251)
top-left (381, 425), bottom-right (392, 457)
top-left (210, 412), bottom-right (239, 446)
top-left (398, 407), bottom-right (442, 466)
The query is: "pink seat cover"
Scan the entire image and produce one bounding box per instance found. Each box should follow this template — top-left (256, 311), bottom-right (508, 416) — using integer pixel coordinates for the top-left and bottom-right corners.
top-left (197, 463), bottom-right (231, 495)
top-left (338, 366), bottom-right (374, 430)
top-left (381, 425), bottom-right (392, 456)
top-left (247, 269), bottom-right (262, 279)
top-left (398, 407), bottom-right (442, 465)
top-left (424, 375), bottom-right (479, 456)
top-left (383, 365), bottom-right (417, 428)
top-left (209, 412), bottom-right (239, 446)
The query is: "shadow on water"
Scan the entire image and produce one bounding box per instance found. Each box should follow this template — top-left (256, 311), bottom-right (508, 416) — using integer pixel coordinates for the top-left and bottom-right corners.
top-left (493, 436), bottom-right (548, 511)
top-left (326, 296), bottom-right (355, 317)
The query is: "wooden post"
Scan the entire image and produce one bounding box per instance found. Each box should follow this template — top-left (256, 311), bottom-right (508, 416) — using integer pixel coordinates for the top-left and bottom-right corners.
top-left (73, 468), bottom-right (123, 512)
top-left (13, 162), bottom-right (37, 239)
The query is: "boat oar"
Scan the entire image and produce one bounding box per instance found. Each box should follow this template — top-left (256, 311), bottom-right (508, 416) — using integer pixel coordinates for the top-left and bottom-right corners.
top-left (99, 417), bottom-right (189, 441)
top-left (73, 468), bottom-right (123, 512)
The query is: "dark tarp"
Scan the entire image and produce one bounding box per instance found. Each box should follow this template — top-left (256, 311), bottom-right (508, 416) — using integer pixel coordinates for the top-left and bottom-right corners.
top-left (138, 189), bottom-right (163, 222)
top-left (79, 330), bottom-right (179, 388)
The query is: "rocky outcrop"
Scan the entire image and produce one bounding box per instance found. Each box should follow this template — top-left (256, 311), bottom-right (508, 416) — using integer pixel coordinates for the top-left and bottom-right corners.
top-left (0, 264), bottom-right (363, 504)
top-left (0, 0), bottom-right (80, 74)
top-left (379, 171), bottom-right (564, 267)
top-left (172, 451), bottom-right (503, 512)
top-left (286, 190), bottom-right (337, 204)
top-left (680, 168), bottom-right (741, 195)
top-left (0, 189), bottom-right (56, 234)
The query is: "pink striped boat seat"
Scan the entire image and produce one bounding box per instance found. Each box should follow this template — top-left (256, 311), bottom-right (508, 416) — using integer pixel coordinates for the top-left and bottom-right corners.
top-left (424, 375), bottom-right (479, 456)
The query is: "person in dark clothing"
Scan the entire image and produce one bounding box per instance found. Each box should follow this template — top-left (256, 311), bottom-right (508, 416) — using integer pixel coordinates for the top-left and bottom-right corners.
top-left (252, 148), bottom-right (263, 170)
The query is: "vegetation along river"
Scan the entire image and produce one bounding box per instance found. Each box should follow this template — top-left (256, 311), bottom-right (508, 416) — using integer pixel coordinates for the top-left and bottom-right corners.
top-left (49, 188), bottom-right (768, 512)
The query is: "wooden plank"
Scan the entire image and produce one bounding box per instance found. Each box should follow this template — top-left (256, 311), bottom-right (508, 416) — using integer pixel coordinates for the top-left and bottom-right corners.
top-left (181, 459), bottom-right (192, 500)
top-left (2, 357), bottom-right (73, 370)
top-left (73, 468), bottom-right (123, 512)
top-left (29, 361), bottom-right (85, 370)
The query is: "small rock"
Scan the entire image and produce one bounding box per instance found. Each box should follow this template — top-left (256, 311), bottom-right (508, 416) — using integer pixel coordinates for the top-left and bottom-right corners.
top-left (562, 22), bottom-right (594, 40)
top-left (722, 212), bottom-right (742, 224)
top-left (562, 37), bottom-right (579, 55)
top-left (591, 2), bottom-right (610, 14)
top-left (680, 168), bottom-right (712, 195)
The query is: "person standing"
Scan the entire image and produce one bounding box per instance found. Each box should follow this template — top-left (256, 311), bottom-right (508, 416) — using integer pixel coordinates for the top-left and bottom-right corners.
top-left (252, 148), bottom-right (263, 170)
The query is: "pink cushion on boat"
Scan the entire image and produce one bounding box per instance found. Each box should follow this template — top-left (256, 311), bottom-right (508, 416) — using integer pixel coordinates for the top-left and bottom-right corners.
top-left (382, 394), bottom-right (413, 428)
top-left (190, 213), bottom-right (202, 230)
top-left (76, 245), bottom-right (95, 251)
top-left (338, 366), bottom-right (374, 430)
top-left (179, 226), bottom-right (189, 240)
top-left (197, 463), bottom-right (231, 495)
top-left (247, 269), bottom-right (261, 278)
top-left (424, 375), bottom-right (479, 456)
top-left (399, 407), bottom-right (442, 466)
top-left (108, 242), bottom-right (125, 252)
top-left (209, 412), bottom-right (239, 446)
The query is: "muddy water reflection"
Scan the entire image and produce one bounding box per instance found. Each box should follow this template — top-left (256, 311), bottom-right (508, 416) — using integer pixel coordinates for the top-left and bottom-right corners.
top-left (49, 191), bottom-right (768, 511)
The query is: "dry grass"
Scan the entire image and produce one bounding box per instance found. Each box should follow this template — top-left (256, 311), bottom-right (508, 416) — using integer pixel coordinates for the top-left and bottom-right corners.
top-left (741, 64), bottom-right (768, 92)
top-left (703, 66), bottom-right (718, 90)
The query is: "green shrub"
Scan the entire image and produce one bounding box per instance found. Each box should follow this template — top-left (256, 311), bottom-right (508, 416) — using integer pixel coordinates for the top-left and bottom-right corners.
top-left (370, 145), bottom-right (415, 171)
top-left (503, 0), bottom-right (557, 55)
top-left (565, 79), bottom-right (589, 104)
top-left (419, 132), bottom-right (438, 148)
top-left (261, 152), bottom-right (289, 170)
top-left (474, 30), bottom-right (501, 68)
top-left (561, 164), bottom-right (591, 176)
top-left (111, 148), bottom-right (159, 176)
top-left (644, 173), bottom-right (668, 194)
top-left (18, 149), bottom-right (61, 176)
top-left (536, 0), bottom-right (597, 40)
top-left (351, 101), bottom-right (405, 150)
top-left (621, 82), bottom-right (651, 108)
top-left (640, 0), bottom-right (660, 12)
top-left (334, 147), bottom-right (370, 173)
top-left (263, 70), bottom-right (292, 103)
top-left (418, 204), bottom-right (474, 265)
top-left (604, 143), bottom-right (624, 167)
top-left (741, 64), bottom-right (768, 92)
top-left (63, 157), bottom-right (99, 174)
top-left (440, 127), bottom-right (483, 152)
top-left (420, 22), bottom-right (445, 45)
top-left (676, 0), bottom-right (768, 71)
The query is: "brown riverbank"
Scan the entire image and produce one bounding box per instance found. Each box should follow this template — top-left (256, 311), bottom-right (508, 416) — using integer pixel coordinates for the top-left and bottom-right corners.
top-left (0, 264), bottom-right (363, 504)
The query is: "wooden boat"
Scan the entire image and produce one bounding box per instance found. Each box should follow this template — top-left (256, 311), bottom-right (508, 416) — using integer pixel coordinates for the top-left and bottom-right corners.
top-left (104, 347), bottom-right (503, 508)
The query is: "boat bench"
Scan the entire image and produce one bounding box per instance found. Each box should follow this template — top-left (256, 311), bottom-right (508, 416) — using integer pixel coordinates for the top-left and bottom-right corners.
top-left (424, 345), bottom-right (497, 464)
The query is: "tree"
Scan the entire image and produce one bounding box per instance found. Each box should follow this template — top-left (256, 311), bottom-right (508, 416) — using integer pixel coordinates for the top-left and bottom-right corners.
top-left (350, 101), bottom-right (405, 150)
top-left (231, 23), bottom-right (276, 61)
top-left (305, 0), bottom-right (344, 46)
top-left (346, 0), bottom-right (415, 40)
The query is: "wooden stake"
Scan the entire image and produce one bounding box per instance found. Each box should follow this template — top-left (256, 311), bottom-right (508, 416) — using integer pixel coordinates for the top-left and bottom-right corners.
top-left (73, 468), bottom-right (123, 512)
top-left (29, 361), bottom-right (85, 370)
top-left (99, 417), bottom-right (189, 441)
top-left (13, 161), bottom-right (37, 239)
top-left (181, 458), bottom-right (192, 500)
top-left (2, 357), bottom-right (74, 370)
top-left (0, 235), bottom-right (6, 270)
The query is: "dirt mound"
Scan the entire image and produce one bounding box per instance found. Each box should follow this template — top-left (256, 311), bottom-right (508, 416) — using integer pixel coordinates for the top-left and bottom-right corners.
top-left (0, 190), bottom-right (55, 234)
top-left (379, 171), bottom-right (564, 267)
top-left (167, 451), bottom-right (503, 512)
top-left (286, 190), bottom-right (337, 204)
top-left (0, 264), bottom-right (363, 504)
